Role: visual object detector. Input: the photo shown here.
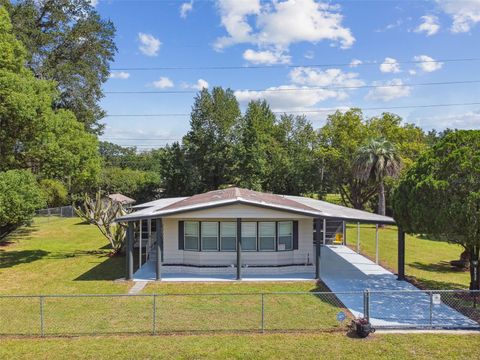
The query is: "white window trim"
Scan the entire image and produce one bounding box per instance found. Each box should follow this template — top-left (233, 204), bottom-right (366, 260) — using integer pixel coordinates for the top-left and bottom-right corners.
top-left (201, 221), bottom-right (219, 251)
top-left (241, 222), bottom-right (257, 252)
top-left (258, 222), bottom-right (276, 252)
top-left (220, 222), bottom-right (237, 252)
top-left (184, 221), bottom-right (199, 251)
top-left (278, 221), bottom-right (293, 251)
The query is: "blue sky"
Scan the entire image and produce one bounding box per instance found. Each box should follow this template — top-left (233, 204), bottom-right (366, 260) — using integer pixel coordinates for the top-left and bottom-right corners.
top-left (95, 0), bottom-right (480, 148)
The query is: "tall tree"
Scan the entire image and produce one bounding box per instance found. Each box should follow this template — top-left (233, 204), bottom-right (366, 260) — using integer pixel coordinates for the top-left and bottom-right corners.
top-left (235, 100), bottom-right (276, 191)
top-left (183, 87), bottom-right (241, 192)
top-left (0, 7), bottom-right (100, 193)
top-left (159, 142), bottom-right (195, 196)
top-left (268, 114), bottom-right (319, 195)
top-left (393, 130), bottom-right (480, 289)
top-left (2, 0), bottom-right (116, 133)
top-left (353, 138), bottom-right (402, 216)
top-left (318, 109), bottom-right (376, 209)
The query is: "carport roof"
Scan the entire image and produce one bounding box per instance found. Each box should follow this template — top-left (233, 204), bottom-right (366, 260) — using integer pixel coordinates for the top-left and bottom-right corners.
top-left (116, 187), bottom-right (395, 224)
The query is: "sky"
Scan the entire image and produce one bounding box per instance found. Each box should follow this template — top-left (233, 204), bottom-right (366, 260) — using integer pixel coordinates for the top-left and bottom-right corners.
top-left (95, 0), bottom-right (480, 149)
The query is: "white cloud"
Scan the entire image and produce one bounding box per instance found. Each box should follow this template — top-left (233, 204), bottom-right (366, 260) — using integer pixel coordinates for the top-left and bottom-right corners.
top-left (153, 77), bottom-right (174, 89)
top-left (413, 55), bottom-right (443, 73)
top-left (243, 49), bottom-right (291, 64)
top-left (304, 51), bottom-right (315, 60)
top-left (234, 67), bottom-right (364, 110)
top-left (109, 71), bottom-right (130, 80)
top-left (138, 33), bottom-right (161, 56)
top-left (214, 0), bottom-right (354, 51)
top-left (437, 0), bottom-right (480, 33)
top-left (90, 0), bottom-right (98, 6)
top-left (235, 85), bottom-right (345, 109)
top-left (414, 15), bottom-right (440, 36)
top-left (415, 110), bottom-right (480, 130)
top-left (184, 79), bottom-right (209, 90)
top-left (349, 59), bottom-right (362, 68)
top-left (215, 0), bottom-right (261, 49)
top-left (180, 1), bottom-right (194, 18)
top-left (365, 78), bottom-right (412, 102)
top-left (380, 57), bottom-right (401, 73)
top-left (376, 19), bottom-right (403, 33)
top-left (289, 67), bottom-right (364, 87)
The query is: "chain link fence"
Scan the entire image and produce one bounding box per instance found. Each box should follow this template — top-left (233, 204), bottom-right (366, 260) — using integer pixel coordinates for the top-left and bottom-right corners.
top-left (36, 206), bottom-right (76, 218)
top-left (0, 290), bottom-right (479, 336)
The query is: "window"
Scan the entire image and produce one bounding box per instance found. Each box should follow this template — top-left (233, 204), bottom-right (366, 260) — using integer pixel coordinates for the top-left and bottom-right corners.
top-left (184, 222), bottom-right (199, 251)
top-left (220, 222), bottom-right (236, 251)
top-left (201, 222), bottom-right (218, 251)
top-left (259, 222), bottom-right (276, 251)
top-left (278, 221), bottom-right (293, 251)
top-left (241, 222), bottom-right (257, 251)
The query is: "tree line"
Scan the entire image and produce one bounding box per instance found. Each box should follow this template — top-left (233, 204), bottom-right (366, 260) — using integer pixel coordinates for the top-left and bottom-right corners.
top-left (104, 87), bottom-right (430, 214)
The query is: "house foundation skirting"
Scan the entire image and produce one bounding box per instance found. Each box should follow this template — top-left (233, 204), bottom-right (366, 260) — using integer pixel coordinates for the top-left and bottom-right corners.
top-left (148, 263), bottom-right (315, 275)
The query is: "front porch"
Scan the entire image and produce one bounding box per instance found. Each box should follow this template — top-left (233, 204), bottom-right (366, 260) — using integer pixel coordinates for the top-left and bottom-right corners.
top-left (133, 261), bottom-right (315, 282)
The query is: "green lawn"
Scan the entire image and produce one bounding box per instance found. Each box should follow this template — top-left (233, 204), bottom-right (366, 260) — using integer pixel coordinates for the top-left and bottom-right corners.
top-left (1, 333), bottom-right (480, 360)
top-left (1, 217), bottom-right (479, 358)
top-left (345, 224), bottom-right (469, 290)
top-left (0, 217), bottom-right (129, 295)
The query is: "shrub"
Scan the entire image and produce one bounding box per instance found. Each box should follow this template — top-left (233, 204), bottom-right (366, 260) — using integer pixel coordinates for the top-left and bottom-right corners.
top-left (0, 170), bottom-right (45, 238)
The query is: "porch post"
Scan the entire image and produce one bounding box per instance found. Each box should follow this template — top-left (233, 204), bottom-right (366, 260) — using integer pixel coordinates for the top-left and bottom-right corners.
top-left (322, 218), bottom-right (326, 245)
top-left (126, 221), bottom-right (134, 280)
top-left (397, 228), bottom-right (405, 280)
top-left (147, 218), bottom-right (152, 262)
top-left (356, 222), bottom-right (360, 253)
top-left (375, 224), bottom-right (379, 264)
top-left (236, 218), bottom-right (242, 280)
top-left (139, 219), bottom-right (142, 268)
top-left (315, 218), bottom-right (322, 279)
top-left (155, 218), bottom-right (162, 281)
top-left (342, 221), bottom-right (346, 245)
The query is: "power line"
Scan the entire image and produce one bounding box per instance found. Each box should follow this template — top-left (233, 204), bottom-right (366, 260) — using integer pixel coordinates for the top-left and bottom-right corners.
top-left (111, 57), bottom-right (480, 71)
top-left (104, 80), bottom-right (480, 94)
top-left (103, 102), bottom-right (480, 118)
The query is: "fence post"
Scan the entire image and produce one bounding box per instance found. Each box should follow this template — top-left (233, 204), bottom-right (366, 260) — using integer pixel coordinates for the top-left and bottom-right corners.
top-left (429, 291), bottom-right (433, 327)
top-left (363, 290), bottom-right (370, 321)
top-left (261, 293), bottom-right (265, 333)
top-left (152, 294), bottom-right (156, 335)
top-left (39, 296), bottom-right (45, 337)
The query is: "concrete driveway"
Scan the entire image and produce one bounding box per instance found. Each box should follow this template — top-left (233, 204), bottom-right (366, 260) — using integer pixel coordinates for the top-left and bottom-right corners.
top-left (320, 245), bottom-right (478, 328)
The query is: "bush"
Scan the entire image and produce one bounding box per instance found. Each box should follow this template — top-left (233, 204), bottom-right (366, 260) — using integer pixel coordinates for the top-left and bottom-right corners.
top-left (0, 170), bottom-right (45, 238)
top-left (39, 179), bottom-right (68, 208)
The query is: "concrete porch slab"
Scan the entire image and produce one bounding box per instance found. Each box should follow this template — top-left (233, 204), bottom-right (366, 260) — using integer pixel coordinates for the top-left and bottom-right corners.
top-left (133, 261), bottom-right (316, 282)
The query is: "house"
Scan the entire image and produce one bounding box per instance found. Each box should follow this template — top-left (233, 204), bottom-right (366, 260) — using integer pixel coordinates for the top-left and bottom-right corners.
top-left (116, 187), bottom-right (404, 281)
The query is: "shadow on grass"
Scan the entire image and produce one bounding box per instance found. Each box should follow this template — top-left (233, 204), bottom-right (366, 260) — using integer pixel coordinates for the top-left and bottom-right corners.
top-left (409, 261), bottom-right (466, 274)
top-left (75, 254), bottom-right (125, 281)
top-left (406, 275), bottom-right (466, 291)
top-left (1, 225), bottom-right (38, 245)
top-left (0, 249), bottom-right (50, 268)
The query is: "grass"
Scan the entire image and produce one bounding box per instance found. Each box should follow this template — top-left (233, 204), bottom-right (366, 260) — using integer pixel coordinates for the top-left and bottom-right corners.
top-left (0, 218), bottom-right (349, 335)
top-left (1, 217), bottom-right (479, 358)
top-left (0, 217), bottom-right (129, 295)
top-left (346, 224), bottom-right (470, 290)
top-left (1, 333), bottom-right (480, 359)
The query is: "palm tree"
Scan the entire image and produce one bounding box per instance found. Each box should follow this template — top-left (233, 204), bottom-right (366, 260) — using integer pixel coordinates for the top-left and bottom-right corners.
top-left (353, 138), bottom-right (402, 216)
